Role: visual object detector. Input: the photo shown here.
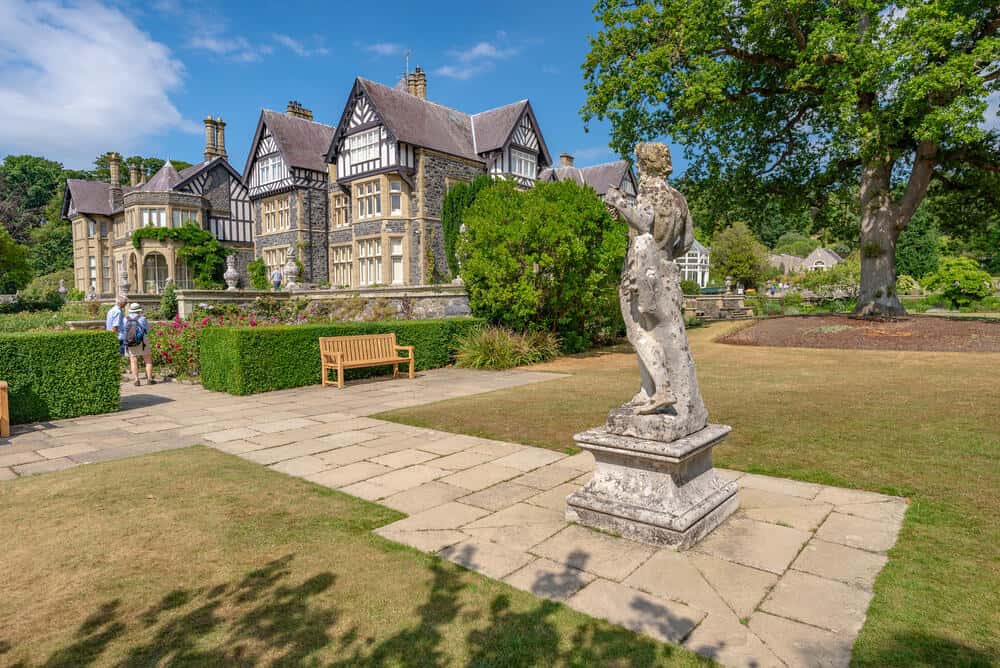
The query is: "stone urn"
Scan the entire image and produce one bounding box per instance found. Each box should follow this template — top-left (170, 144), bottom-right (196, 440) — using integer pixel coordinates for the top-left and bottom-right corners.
top-left (84, 284), bottom-right (98, 302)
top-left (283, 249), bottom-right (299, 290)
top-left (223, 255), bottom-right (240, 291)
top-left (118, 270), bottom-right (130, 295)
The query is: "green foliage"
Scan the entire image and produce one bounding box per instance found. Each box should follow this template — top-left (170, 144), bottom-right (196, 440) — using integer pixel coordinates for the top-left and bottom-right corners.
top-left (709, 221), bottom-right (768, 288)
top-left (20, 269), bottom-right (73, 301)
top-left (0, 154), bottom-right (65, 243)
top-left (454, 326), bottom-right (560, 370)
top-left (441, 174), bottom-right (492, 275)
top-left (0, 330), bottom-right (120, 423)
top-left (923, 257), bottom-right (993, 308)
top-left (581, 1), bottom-right (1000, 312)
top-left (798, 254), bottom-right (862, 299)
top-left (247, 258), bottom-right (269, 290)
top-left (680, 279), bottom-right (701, 296)
top-left (458, 179), bottom-right (626, 352)
top-left (895, 275), bottom-right (922, 296)
top-left (0, 228), bottom-right (32, 293)
top-left (772, 232), bottom-right (821, 258)
top-left (27, 219), bottom-right (73, 274)
top-left (200, 318), bottom-right (483, 395)
top-left (896, 207), bottom-right (941, 279)
top-left (131, 223), bottom-right (231, 288)
top-left (92, 154), bottom-right (192, 185)
top-left (160, 282), bottom-right (178, 320)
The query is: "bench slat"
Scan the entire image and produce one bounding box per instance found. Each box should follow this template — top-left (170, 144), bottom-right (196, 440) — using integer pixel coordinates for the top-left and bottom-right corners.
top-left (319, 334), bottom-right (414, 389)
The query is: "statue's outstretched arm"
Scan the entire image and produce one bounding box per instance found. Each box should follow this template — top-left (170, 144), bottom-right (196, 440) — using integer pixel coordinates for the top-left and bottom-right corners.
top-left (607, 186), bottom-right (652, 234)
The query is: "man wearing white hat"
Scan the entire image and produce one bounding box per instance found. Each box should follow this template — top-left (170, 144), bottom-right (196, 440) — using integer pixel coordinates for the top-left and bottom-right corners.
top-left (123, 303), bottom-right (155, 387)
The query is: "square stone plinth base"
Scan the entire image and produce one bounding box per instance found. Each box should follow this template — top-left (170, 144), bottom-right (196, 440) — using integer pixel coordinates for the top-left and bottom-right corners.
top-left (567, 424), bottom-right (738, 550)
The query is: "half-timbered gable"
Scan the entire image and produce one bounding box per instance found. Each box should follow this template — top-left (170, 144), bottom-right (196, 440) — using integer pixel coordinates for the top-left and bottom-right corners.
top-left (175, 159), bottom-right (254, 244)
top-left (244, 104), bottom-right (335, 284)
top-left (472, 101), bottom-right (552, 187)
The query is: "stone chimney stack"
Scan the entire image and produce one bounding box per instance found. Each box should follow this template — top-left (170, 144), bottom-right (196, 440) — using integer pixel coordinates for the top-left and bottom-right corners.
top-left (204, 115), bottom-right (217, 161)
top-left (107, 152), bottom-right (121, 186)
top-left (214, 116), bottom-right (227, 159)
top-left (560, 153), bottom-right (575, 167)
top-left (407, 72), bottom-right (417, 96)
top-left (129, 162), bottom-right (141, 186)
top-left (286, 100), bottom-right (314, 121)
top-left (107, 152), bottom-right (123, 210)
top-left (413, 66), bottom-right (427, 100)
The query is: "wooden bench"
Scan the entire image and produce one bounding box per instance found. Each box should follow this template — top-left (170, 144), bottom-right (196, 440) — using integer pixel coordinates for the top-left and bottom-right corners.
top-left (320, 333), bottom-right (415, 389)
top-left (0, 380), bottom-right (9, 438)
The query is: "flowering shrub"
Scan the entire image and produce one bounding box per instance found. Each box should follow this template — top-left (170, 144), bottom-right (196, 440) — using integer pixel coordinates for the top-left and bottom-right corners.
top-left (149, 311), bottom-right (262, 378)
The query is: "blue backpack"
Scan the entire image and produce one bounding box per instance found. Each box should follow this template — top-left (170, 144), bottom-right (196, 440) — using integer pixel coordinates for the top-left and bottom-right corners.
top-left (124, 317), bottom-right (146, 347)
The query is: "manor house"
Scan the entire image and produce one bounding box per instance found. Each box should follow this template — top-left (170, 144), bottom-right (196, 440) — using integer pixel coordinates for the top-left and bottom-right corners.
top-left (66, 69), bottom-right (655, 295)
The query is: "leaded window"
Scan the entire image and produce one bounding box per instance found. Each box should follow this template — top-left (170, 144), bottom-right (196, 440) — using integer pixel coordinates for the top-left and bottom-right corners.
top-left (357, 238), bottom-right (382, 286)
top-left (331, 245), bottom-right (352, 287)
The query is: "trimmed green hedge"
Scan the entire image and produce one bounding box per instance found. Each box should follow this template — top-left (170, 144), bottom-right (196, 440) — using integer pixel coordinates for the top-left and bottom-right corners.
top-left (200, 318), bottom-right (484, 395)
top-left (0, 330), bottom-right (121, 424)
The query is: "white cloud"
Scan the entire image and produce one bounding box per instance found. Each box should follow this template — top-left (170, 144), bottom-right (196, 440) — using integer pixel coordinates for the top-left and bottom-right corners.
top-left (366, 42), bottom-right (405, 57)
top-left (188, 33), bottom-right (264, 62)
top-left (0, 0), bottom-right (197, 169)
top-left (436, 36), bottom-right (520, 80)
top-left (572, 146), bottom-right (616, 162)
top-left (273, 33), bottom-right (329, 57)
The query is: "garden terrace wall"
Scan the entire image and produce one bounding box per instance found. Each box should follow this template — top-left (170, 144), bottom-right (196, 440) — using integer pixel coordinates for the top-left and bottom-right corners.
top-left (0, 330), bottom-right (120, 424)
top-left (173, 285), bottom-right (470, 319)
top-left (200, 318), bottom-right (483, 395)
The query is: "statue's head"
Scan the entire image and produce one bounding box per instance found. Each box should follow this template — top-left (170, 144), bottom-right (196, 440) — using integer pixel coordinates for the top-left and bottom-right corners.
top-left (635, 142), bottom-right (673, 177)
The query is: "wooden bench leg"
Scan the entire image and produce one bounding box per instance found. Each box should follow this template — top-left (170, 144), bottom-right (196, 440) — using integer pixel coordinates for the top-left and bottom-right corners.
top-left (0, 381), bottom-right (9, 439)
top-left (338, 363), bottom-right (344, 389)
top-left (393, 363), bottom-right (399, 379)
top-left (408, 360), bottom-right (414, 379)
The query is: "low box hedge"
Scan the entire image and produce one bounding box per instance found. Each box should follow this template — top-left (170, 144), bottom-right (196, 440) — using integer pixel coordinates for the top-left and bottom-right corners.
top-left (200, 318), bottom-right (484, 395)
top-left (0, 330), bottom-right (121, 424)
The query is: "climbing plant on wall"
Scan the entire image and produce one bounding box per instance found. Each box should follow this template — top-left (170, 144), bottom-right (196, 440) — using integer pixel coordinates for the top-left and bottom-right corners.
top-left (131, 223), bottom-right (231, 288)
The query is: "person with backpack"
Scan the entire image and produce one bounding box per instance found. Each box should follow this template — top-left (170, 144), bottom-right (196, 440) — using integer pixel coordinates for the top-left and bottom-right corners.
top-left (124, 303), bottom-right (155, 387)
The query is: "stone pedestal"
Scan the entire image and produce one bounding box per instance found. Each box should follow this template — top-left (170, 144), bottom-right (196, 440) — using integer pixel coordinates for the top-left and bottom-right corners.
top-left (567, 424), bottom-right (738, 550)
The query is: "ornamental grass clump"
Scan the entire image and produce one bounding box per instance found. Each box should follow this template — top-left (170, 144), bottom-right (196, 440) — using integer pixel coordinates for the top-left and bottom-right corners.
top-left (455, 326), bottom-right (560, 370)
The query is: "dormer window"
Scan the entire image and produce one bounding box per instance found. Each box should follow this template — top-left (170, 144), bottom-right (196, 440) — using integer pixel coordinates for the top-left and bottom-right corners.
top-left (347, 129), bottom-right (380, 165)
top-left (511, 149), bottom-right (537, 180)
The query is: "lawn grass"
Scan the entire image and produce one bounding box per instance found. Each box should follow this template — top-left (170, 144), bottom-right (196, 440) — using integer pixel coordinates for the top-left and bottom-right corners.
top-left (378, 322), bottom-right (1000, 667)
top-left (0, 447), bottom-right (708, 667)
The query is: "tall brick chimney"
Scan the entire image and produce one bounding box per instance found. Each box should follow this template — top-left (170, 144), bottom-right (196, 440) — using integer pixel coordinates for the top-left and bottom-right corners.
top-left (203, 116), bottom-right (217, 161)
top-left (214, 116), bottom-right (227, 159)
top-left (107, 152), bottom-right (123, 210)
top-left (286, 100), bottom-right (313, 121)
top-left (407, 72), bottom-right (417, 96)
top-left (560, 153), bottom-right (574, 167)
top-left (129, 161), bottom-right (141, 186)
top-left (413, 66), bottom-right (427, 100)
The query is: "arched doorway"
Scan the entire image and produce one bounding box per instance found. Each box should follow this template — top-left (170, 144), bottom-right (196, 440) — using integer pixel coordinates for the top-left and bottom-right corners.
top-left (143, 253), bottom-right (169, 294)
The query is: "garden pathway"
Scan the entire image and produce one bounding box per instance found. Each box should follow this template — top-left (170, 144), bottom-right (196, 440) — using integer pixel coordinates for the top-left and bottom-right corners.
top-left (1, 370), bottom-right (906, 668)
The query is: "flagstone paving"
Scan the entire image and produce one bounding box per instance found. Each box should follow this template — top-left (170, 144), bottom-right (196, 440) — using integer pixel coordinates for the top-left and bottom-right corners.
top-left (0, 368), bottom-right (907, 667)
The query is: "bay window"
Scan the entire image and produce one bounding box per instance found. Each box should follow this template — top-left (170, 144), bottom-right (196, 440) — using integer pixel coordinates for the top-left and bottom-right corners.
top-left (511, 149), bottom-right (537, 180)
top-left (356, 180), bottom-right (381, 220)
top-left (141, 208), bottom-right (166, 227)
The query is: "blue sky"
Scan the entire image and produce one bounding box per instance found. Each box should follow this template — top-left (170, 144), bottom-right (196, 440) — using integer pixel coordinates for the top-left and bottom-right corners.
top-left (0, 0), bottom-right (688, 175)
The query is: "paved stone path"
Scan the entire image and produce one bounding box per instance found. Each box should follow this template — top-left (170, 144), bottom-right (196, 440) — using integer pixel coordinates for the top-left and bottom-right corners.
top-left (0, 370), bottom-right (906, 667)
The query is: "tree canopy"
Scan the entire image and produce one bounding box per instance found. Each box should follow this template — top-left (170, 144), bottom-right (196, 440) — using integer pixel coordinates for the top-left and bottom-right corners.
top-left (458, 179), bottom-right (626, 351)
top-left (582, 0), bottom-right (1000, 316)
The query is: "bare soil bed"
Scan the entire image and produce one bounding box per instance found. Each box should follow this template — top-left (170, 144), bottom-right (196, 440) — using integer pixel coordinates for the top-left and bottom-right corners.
top-left (718, 314), bottom-right (1000, 352)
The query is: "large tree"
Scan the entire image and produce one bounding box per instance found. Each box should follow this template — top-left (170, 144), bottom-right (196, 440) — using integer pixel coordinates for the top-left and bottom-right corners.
top-left (582, 0), bottom-right (1000, 316)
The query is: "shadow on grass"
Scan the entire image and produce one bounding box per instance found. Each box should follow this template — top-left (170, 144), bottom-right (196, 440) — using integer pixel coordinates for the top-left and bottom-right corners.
top-left (2, 551), bottom-right (707, 667)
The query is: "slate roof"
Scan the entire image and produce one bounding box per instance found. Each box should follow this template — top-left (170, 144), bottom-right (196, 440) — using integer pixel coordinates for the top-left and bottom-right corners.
top-left (358, 79), bottom-right (481, 162)
top-left (539, 160), bottom-right (634, 196)
top-left (259, 109), bottom-right (335, 173)
top-left (138, 161), bottom-right (182, 192)
top-left (64, 179), bottom-right (112, 216)
top-left (471, 101), bottom-right (528, 154)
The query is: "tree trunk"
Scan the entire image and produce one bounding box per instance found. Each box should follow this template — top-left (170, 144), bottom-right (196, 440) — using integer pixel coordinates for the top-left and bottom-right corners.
top-left (854, 162), bottom-right (906, 317)
top-left (855, 210), bottom-right (905, 317)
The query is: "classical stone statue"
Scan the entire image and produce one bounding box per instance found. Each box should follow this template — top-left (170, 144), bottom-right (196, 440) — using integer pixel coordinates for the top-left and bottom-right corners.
top-left (566, 142), bottom-right (737, 549)
top-left (603, 142), bottom-right (708, 440)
